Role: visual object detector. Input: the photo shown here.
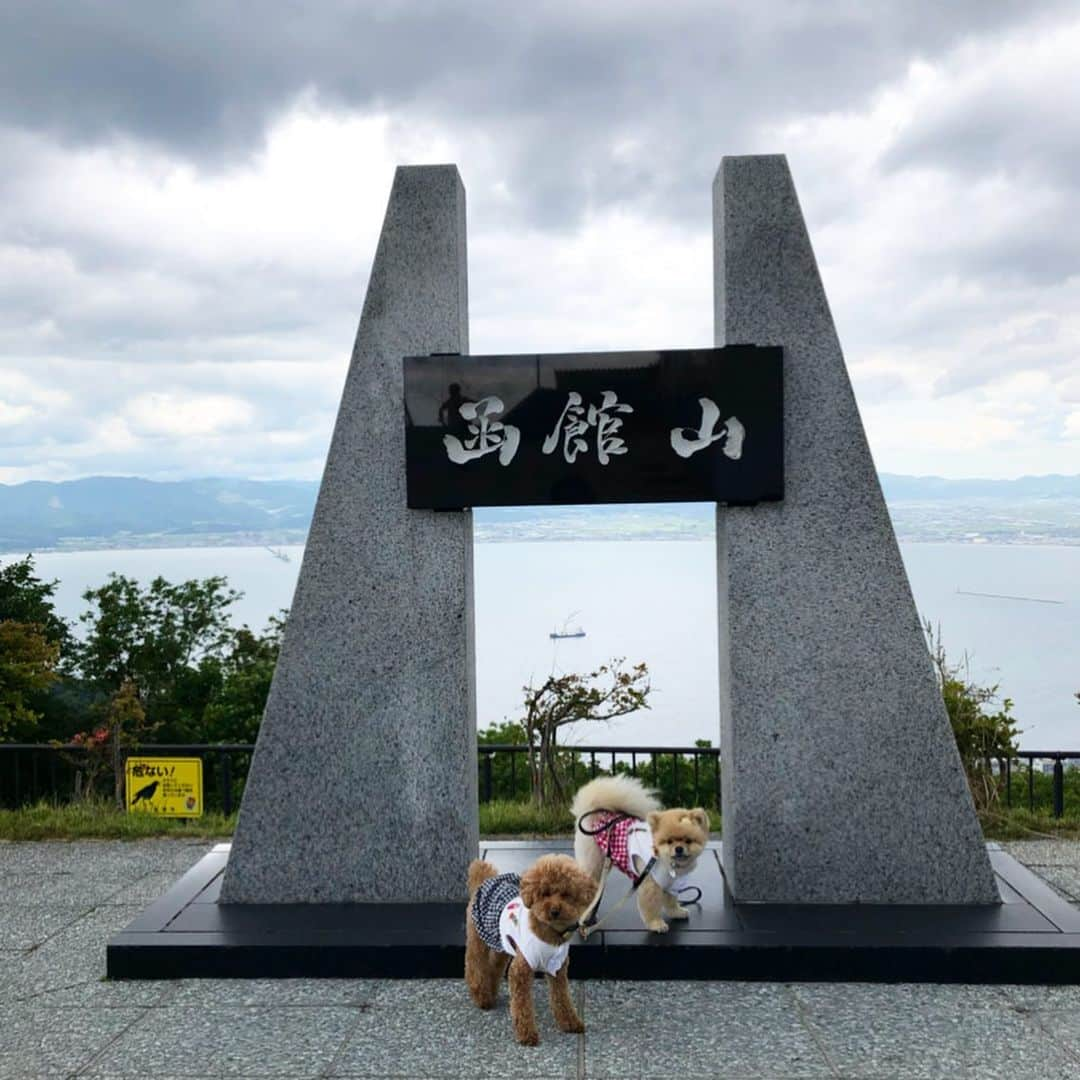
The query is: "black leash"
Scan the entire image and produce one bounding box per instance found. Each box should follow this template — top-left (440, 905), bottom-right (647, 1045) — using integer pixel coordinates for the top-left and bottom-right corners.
top-left (576, 807), bottom-right (703, 935)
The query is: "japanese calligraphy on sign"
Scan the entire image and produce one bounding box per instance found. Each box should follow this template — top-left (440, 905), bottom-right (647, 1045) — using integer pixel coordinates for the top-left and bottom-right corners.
top-left (404, 345), bottom-right (782, 509)
top-left (125, 757), bottom-right (203, 817)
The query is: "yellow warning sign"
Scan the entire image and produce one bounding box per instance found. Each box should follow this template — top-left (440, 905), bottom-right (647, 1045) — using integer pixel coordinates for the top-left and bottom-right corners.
top-left (125, 757), bottom-right (203, 817)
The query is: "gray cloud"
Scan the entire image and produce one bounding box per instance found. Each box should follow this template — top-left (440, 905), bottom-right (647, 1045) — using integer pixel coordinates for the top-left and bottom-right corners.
top-left (2, 1), bottom-right (1079, 482)
top-left (1, 1), bottom-right (1070, 229)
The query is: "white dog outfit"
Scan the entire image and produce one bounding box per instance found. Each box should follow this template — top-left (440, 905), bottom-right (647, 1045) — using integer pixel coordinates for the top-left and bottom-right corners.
top-left (471, 872), bottom-right (570, 975)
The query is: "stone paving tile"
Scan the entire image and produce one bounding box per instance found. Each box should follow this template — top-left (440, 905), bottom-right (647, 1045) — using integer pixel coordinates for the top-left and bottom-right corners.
top-left (584, 981), bottom-right (835, 1079)
top-left (0, 839), bottom-right (206, 878)
top-left (0, 902), bottom-right (95, 948)
top-left (168, 977), bottom-right (382, 1007)
top-left (1027, 1008), bottom-right (1080, 1061)
top-left (329, 978), bottom-right (579, 1077)
top-left (0, 1003), bottom-right (146, 1079)
top-left (0, 904), bottom-right (163, 1008)
top-left (0, 871), bottom-right (144, 906)
top-left (1002, 840), bottom-right (1080, 868)
top-left (793, 982), bottom-right (1080, 1079)
top-left (82, 1004), bottom-right (363, 1078)
top-left (793, 983), bottom-right (1011, 1014)
top-left (1025, 865), bottom-right (1080, 903)
top-left (999, 983), bottom-right (1080, 1010)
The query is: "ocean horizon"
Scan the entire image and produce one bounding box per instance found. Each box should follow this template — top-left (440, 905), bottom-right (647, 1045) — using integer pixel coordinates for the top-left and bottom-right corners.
top-left (5, 537), bottom-right (1078, 751)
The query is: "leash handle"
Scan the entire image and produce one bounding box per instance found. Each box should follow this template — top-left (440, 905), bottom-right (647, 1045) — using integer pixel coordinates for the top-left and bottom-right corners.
top-left (577, 809), bottom-right (633, 837)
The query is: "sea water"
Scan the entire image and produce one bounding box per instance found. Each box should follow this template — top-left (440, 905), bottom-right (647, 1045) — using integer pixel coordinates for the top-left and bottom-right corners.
top-left (6, 539), bottom-right (1078, 749)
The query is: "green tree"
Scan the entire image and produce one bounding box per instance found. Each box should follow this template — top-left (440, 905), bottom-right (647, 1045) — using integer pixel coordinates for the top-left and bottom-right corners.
top-left (926, 621), bottom-right (1019, 811)
top-left (0, 555), bottom-right (78, 741)
top-left (76, 574), bottom-right (241, 741)
top-left (201, 614), bottom-right (286, 744)
top-left (519, 658), bottom-right (650, 807)
top-left (62, 678), bottom-right (152, 805)
top-left (0, 620), bottom-right (60, 738)
top-left (0, 556), bottom-right (73, 659)
top-left (477, 718), bottom-right (530, 801)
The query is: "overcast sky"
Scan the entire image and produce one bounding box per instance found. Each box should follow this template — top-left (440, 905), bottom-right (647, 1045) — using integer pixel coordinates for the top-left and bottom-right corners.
top-left (1, 0), bottom-right (1078, 484)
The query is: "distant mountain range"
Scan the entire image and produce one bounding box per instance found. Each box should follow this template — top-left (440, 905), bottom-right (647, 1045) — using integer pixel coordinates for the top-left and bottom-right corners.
top-left (0, 473), bottom-right (1078, 552)
top-left (877, 474), bottom-right (1080, 501)
top-left (0, 477), bottom-right (317, 552)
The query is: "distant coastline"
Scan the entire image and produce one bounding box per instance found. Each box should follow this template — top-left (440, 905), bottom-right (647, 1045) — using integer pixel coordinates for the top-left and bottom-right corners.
top-left (1, 474), bottom-right (1079, 553)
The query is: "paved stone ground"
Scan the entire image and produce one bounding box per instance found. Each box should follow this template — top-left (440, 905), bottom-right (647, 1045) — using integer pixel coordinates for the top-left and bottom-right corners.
top-left (3, 838), bottom-right (1080, 1079)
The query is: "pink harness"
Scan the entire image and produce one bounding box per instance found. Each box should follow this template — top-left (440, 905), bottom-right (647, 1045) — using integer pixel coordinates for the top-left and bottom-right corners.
top-left (591, 812), bottom-right (646, 878)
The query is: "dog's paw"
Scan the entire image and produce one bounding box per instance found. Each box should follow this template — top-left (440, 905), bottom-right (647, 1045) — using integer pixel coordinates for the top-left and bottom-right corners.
top-left (647, 919), bottom-right (669, 933)
top-left (516, 1029), bottom-right (540, 1047)
top-left (669, 905), bottom-right (690, 919)
top-left (561, 1018), bottom-right (585, 1034)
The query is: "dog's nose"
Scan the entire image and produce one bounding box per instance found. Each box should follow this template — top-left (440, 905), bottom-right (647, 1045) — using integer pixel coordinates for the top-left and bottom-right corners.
top-left (675, 846), bottom-right (685, 856)
top-left (550, 905), bottom-right (561, 919)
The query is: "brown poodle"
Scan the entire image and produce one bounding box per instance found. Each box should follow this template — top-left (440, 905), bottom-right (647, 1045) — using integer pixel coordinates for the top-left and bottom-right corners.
top-left (465, 854), bottom-right (596, 1046)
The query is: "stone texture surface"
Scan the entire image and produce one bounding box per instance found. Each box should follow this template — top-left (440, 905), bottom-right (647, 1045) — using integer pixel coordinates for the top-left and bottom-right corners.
top-left (714, 154), bottom-right (998, 903)
top-left (4, 840), bottom-right (1080, 1078)
top-left (220, 165), bottom-right (476, 903)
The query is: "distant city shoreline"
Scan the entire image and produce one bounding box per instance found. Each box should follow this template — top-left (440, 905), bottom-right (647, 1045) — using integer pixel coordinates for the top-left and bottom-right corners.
top-left (1, 474), bottom-right (1078, 554)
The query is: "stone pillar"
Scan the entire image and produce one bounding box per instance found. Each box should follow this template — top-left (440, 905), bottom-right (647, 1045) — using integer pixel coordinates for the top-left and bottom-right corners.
top-left (714, 155), bottom-right (998, 904)
top-left (221, 165), bottom-right (476, 903)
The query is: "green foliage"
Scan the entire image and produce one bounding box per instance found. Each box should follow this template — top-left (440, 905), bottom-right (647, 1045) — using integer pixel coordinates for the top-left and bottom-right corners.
top-left (926, 621), bottom-right (1020, 811)
top-left (201, 615), bottom-right (285, 743)
top-left (0, 556), bottom-right (73, 658)
top-left (477, 722), bottom-right (721, 813)
top-left (0, 555), bottom-right (76, 740)
top-left (76, 573), bottom-right (242, 741)
top-left (0, 620), bottom-right (60, 738)
top-left (0, 798), bottom-right (236, 841)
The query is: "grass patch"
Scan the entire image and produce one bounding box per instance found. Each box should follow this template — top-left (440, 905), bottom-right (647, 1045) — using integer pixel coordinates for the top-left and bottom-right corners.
top-left (478, 801), bottom-right (722, 837)
top-left (0, 800), bottom-right (236, 841)
top-left (0, 799), bottom-right (724, 841)
top-left (17, 800), bottom-right (1074, 844)
top-left (979, 808), bottom-right (1080, 841)
top-left (479, 799), bottom-right (575, 837)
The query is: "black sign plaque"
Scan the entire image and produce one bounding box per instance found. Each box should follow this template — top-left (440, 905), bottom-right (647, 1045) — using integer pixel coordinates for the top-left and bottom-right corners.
top-left (404, 346), bottom-right (783, 509)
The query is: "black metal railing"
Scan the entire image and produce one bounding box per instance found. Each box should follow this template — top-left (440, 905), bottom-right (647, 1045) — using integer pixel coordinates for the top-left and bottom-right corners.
top-left (1006, 752), bottom-right (1080, 819)
top-left (0, 743), bottom-right (255, 814)
top-left (5, 743), bottom-right (1080, 819)
top-left (476, 744), bottom-right (722, 810)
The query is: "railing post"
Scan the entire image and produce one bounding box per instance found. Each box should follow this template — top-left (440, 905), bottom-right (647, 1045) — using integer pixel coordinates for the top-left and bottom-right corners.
top-left (1005, 757), bottom-right (1012, 809)
top-left (1029, 757), bottom-right (1035, 813)
top-left (483, 752), bottom-right (493, 803)
top-left (222, 751), bottom-right (233, 816)
top-left (1054, 758), bottom-right (1065, 819)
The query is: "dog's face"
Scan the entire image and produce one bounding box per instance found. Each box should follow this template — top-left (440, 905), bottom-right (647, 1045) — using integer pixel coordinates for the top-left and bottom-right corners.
top-left (519, 854), bottom-right (597, 932)
top-left (646, 808), bottom-right (709, 873)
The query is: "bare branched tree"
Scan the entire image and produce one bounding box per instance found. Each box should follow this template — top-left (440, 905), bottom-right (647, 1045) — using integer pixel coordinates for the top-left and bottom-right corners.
top-left (519, 658), bottom-right (650, 807)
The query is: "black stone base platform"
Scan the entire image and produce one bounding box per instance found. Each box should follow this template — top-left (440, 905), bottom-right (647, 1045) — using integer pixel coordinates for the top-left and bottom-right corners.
top-left (107, 841), bottom-right (1080, 982)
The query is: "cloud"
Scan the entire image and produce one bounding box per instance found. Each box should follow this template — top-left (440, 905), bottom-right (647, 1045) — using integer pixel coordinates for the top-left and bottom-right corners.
top-left (0, 1), bottom-right (1078, 483)
top-left (125, 391), bottom-right (256, 437)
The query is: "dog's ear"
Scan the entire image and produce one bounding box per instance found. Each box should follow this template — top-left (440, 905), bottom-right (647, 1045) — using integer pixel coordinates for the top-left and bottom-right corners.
top-left (646, 811), bottom-right (663, 833)
top-left (689, 808), bottom-right (710, 832)
top-left (575, 871), bottom-right (599, 908)
top-left (518, 867), bottom-right (537, 909)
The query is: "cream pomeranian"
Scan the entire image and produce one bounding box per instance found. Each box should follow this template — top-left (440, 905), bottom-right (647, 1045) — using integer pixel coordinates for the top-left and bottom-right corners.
top-left (571, 774), bottom-right (709, 933)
